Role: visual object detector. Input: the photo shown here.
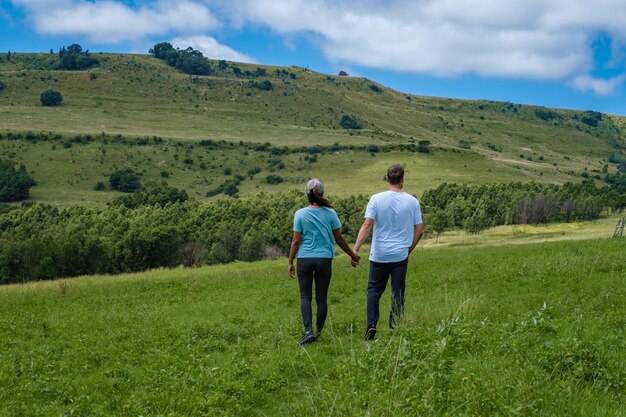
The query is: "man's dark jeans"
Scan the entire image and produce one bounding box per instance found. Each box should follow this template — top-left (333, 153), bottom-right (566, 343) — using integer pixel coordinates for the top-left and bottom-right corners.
top-left (366, 258), bottom-right (408, 329)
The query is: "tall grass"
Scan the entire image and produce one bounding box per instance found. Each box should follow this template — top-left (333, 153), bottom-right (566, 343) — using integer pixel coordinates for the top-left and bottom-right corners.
top-left (0, 236), bottom-right (623, 416)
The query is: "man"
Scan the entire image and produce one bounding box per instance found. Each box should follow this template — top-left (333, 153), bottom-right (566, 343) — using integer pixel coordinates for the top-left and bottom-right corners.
top-left (353, 164), bottom-right (424, 340)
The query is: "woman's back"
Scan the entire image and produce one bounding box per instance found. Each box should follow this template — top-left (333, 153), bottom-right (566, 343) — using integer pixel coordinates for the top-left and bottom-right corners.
top-left (293, 207), bottom-right (341, 259)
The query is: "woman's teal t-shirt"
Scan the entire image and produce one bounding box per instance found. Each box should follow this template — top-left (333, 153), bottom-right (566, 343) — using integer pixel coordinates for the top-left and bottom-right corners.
top-left (293, 207), bottom-right (341, 259)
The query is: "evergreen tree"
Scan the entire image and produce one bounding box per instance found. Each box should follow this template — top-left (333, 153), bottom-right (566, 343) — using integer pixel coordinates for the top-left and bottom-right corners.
top-left (0, 160), bottom-right (36, 202)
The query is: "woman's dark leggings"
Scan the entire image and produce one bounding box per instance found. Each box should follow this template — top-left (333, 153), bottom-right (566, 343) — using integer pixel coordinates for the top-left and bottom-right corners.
top-left (296, 258), bottom-right (333, 333)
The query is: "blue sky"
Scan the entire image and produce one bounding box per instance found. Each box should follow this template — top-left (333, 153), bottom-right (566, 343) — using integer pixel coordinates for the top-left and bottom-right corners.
top-left (2, 0), bottom-right (626, 116)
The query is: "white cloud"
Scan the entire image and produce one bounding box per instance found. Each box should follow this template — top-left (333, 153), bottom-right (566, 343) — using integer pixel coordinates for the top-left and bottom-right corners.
top-left (218, 0), bottom-right (626, 83)
top-left (14, 0), bottom-right (220, 43)
top-left (569, 74), bottom-right (626, 96)
top-left (171, 36), bottom-right (257, 63)
top-left (11, 0), bottom-right (626, 91)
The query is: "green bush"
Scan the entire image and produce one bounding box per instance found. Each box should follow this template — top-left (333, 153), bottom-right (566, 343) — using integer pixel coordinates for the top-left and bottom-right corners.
top-left (458, 139), bottom-right (472, 149)
top-left (486, 142), bottom-right (503, 152)
top-left (340, 115), bottom-right (363, 129)
top-left (0, 160), bottom-right (36, 202)
top-left (535, 107), bottom-right (559, 121)
top-left (109, 182), bottom-right (188, 208)
top-left (417, 140), bottom-right (431, 154)
top-left (40, 88), bottom-right (63, 106)
top-left (149, 42), bottom-right (211, 75)
top-left (249, 80), bottom-right (273, 91)
top-left (109, 168), bottom-right (141, 192)
top-left (265, 175), bottom-right (284, 185)
top-left (577, 111), bottom-right (603, 127)
top-left (57, 44), bottom-right (99, 70)
top-left (0, 80), bottom-right (5, 92)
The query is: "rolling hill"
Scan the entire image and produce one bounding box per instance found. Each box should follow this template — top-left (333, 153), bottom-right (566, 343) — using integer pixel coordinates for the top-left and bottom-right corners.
top-left (0, 50), bottom-right (625, 205)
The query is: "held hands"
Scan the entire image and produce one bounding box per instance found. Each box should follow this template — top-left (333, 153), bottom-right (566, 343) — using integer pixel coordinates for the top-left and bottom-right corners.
top-left (350, 251), bottom-right (360, 267)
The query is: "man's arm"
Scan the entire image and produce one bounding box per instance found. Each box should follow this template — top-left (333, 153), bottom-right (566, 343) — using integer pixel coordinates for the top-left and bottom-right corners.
top-left (408, 223), bottom-right (424, 254)
top-left (353, 217), bottom-right (374, 254)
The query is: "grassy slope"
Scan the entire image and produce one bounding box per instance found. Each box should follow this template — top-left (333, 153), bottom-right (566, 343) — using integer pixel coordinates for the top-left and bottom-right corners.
top-left (0, 227), bottom-right (624, 416)
top-left (1, 53), bottom-right (625, 206)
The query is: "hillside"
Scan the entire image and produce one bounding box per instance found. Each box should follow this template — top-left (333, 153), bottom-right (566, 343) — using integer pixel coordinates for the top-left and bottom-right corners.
top-left (1, 51), bottom-right (625, 205)
top-left (1, 233), bottom-right (623, 416)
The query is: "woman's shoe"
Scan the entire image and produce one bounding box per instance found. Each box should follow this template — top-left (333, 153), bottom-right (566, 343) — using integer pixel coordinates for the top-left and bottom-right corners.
top-left (298, 330), bottom-right (317, 345)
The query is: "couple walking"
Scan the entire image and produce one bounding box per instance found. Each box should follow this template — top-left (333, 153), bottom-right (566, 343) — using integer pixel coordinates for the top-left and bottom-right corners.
top-left (287, 164), bottom-right (424, 345)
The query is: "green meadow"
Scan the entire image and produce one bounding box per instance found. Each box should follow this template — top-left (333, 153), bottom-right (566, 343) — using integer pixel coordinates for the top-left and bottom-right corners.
top-left (1, 134), bottom-right (588, 207)
top-left (0, 231), bottom-right (624, 416)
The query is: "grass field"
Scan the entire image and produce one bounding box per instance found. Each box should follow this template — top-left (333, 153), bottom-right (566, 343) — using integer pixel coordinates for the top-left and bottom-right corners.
top-left (1, 229), bottom-right (623, 416)
top-left (0, 134), bottom-right (603, 207)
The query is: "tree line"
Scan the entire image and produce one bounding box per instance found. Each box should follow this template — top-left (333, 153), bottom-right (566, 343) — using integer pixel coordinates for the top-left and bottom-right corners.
top-left (421, 181), bottom-right (626, 236)
top-left (0, 191), bottom-right (368, 284)
top-left (1, 179), bottom-right (625, 283)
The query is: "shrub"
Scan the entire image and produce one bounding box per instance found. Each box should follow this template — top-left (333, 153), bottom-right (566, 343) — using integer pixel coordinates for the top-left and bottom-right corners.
top-left (40, 88), bottom-right (63, 106)
top-left (338, 70), bottom-right (349, 76)
top-left (417, 140), bottom-right (431, 154)
top-left (249, 80), bottom-right (273, 91)
top-left (94, 181), bottom-right (106, 191)
top-left (57, 44), bottom-right (99, 70)
top-left (535, 107), bottom-right (559, 121)
top-left (0, 160), bottom-right (36, 202)
top-left (110, 182), bottom-right (188, 208)
top-left (109, 168), bottom-right (141, 192)
top-left (369, 84), bottom-right (383, 93)
top-left (486, 142), bottom-right (503, 152)
top-left (0, 80), bottom-right (5, 91)
top-left (266, 175), bottom-right (284, 185)
top-left (577, 111), bottom-right (603, 127)
top-left (458, 139), bottom-right (472, 149)
top-left (223, 181), bottom-right (239, 196)
top-left (149, 42), bottom-right (211, 75)
top-left (340, 115), bottom-right (363, 129)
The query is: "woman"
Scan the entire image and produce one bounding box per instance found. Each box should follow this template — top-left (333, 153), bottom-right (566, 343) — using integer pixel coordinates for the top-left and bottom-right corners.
top-left (288, 178), bottom-right (360, 345)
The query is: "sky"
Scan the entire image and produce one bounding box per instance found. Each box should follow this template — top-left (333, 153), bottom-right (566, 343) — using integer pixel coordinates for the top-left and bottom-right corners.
top-left (1, 0), bottom-right (626, 116)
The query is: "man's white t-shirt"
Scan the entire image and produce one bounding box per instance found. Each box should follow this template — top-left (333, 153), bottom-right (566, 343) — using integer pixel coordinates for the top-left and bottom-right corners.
top-left (365, 190), bottom-right (422, 263)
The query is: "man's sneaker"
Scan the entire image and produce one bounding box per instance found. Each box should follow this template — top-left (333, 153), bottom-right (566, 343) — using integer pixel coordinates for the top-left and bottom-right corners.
top-left (298, 330), bottom-right (317, 345)
top-left (364, 327), bottom-right (377, 341)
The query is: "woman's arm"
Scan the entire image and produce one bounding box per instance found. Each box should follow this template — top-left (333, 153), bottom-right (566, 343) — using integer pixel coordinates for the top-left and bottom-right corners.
top-left (287, 231), bottom-right (302, 278)
top-left (332, 229), bottom-right (360, 266)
